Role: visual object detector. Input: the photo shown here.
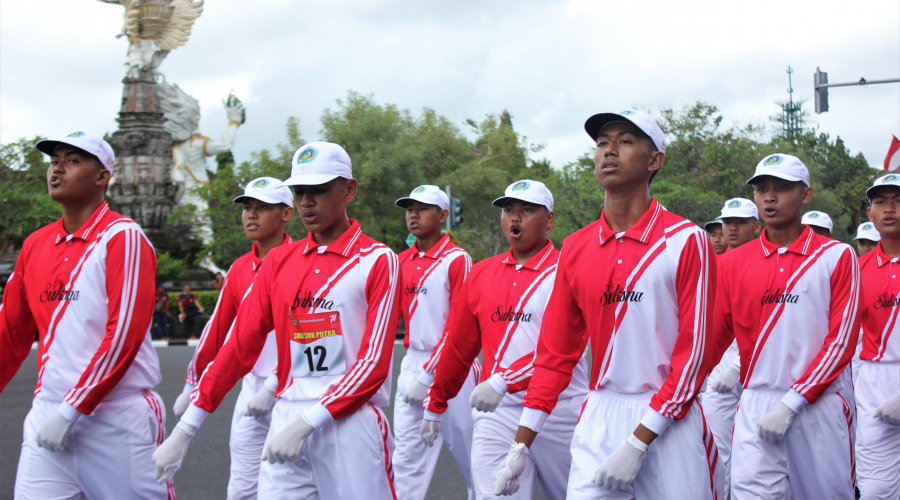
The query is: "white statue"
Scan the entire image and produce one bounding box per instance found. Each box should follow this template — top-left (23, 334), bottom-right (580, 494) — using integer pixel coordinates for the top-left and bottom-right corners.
top-left (158, 79), bottom-right (245, 210)
top-left (98, 0), bottom-right (204, 78)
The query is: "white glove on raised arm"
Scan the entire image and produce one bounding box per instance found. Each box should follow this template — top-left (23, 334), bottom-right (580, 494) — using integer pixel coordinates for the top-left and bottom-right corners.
top-left (470, 376), bottom-right (505, 413)
top-left (593, 434), bottom-right (648, 490)
top-left (420, 418), bottom-right (441, 447)
top-left (35, 410), bottom-right (76, 452)
top-left (262, 414), bottom-right (314, 464)
top-left (491, 442), bottom-right (529, 495)
top-left (875, 391), bottom-right (900, 425)
top-left (710, 366), bottom-right (740, 394)
top-left (401, 380), bottom-right (430, 406)
top-left (173, 383), bottom-right (194, 419)
top-left (152, 421), bottom-right (196, 485)
top-left (757, 402), bottom-right (795, 443)
top-left (244, 387), bottom-right (277, 419)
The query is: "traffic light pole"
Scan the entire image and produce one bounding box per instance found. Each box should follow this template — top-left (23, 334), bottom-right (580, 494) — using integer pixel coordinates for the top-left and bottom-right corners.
top-left (445, 185), bottom-right (452, 232)
top-left (814, 67), bottom-right (900, 114)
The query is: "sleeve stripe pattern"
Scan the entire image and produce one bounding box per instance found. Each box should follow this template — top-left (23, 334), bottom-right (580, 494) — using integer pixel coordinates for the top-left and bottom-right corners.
top-left (66, 227), bottom-right (143, 408)
top-left (504, 350), bottom-right (536, 383)
top-left (492, 264), bottom-right (557, 375)
top-left (793, 247), bottom-right (860, 395)
top-left (421, 252), bottom-right (473, 373)
top-left (321, 251), bottom-right (399, 407)
top-left (188, 268), bottom-right (234, 384)
top-left (658, 230), bottom-right (711, 418)
top-left (744, 240), bottom-right (841, 385)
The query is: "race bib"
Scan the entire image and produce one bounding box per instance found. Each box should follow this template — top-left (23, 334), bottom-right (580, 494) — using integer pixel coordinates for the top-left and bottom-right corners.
top-left (289, 311), bottom-right (347, 378)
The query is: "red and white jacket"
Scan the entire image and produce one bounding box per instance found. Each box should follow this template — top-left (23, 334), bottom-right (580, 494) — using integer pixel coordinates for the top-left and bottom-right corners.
top-left (425, 241), bottom-right (589, 417)
top-left (183, 220), bottom-right (400, 430)
top-left (857, 243), bottom-right (899, 363)
top-left (713, 226), bottom-right (860, 413)
top-left (186, 234), bottom-right (293, 386)
top-left (0, 202), bottom-right (160, 420)
top-left (398, 234), bottom-right (472, 382)
top-left (521, 200), bottom-right (716, 434)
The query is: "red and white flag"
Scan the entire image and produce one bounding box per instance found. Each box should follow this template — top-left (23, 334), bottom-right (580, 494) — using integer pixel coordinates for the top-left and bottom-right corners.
top-left (885, 135), bottom-right (900, 171)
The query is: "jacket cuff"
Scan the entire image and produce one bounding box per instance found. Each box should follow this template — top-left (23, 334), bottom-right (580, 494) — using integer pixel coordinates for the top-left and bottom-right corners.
top-left (730, 357), bottom-right (741, 371)
top-left (487, 373), bottom-right (509, 397)
top-left (182, 382), bottom-right (196, 396)
top-left (423, 409), bottom-right (444, 422)
top-left (263, 374), bottom-right (279, 393)
top-left (57, 402), bottom-right (83, 423)
top-left (639, 408), bottom-right (674, 435)
top-left (416, 370), bottom-right (435, 386)
top-left (518, 407), bottom-right (549, 433)
top-left (181, 403), bottom-right (210, 429)
top-left (302, 402), bottom-right (334, 430)
top-left (781, 389), bottom-right (809, 414)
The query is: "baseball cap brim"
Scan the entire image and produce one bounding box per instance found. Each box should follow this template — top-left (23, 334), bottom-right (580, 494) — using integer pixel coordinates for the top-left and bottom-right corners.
top-left (282, 173), bottom-right (341, 187)
top-left (233, 194), bottom-right (287, 204)
top-left (395, 196), bottom-right (442, 209)
top-left (746, 171), bottom-right (808, 186)
top-left (35, 139), bottom-right (93, 158)
top-left (491, 196), bottom-right (550, 210)
top-left (584, 113), bottom-right (641, 142)
top-left (866, 183), bottom-right (900, 199)
top-left (704, 220), bottom-right (723, 232)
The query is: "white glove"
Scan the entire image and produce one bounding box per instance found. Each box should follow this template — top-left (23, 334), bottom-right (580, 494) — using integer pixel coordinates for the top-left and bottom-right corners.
top-left (757, 402), bottom-right (795, 443)
top-left (470, 381), bottom-right (503, 413)
top-left (152, 421), bottom-right (196, 485)
top-left (710, 367), bottom-right (740, 394)
top-left (593, 434), bottom-right (648, 490)
top-left (262, 414), bottom-right (314, 464)
top-left (244, 387), bottom-right (277, 419)
top-left (35, 411), bottom-right (75, 452)
top-left (173, 392), bottom-right (191, 419)
top-left (491, 442), bottom-right (529, 496)
top-left (420, 418), bottom-right (440, 447)
top-left (401, 380), bottom-right (430, 407)
top-left (874, 391), bottom-right (900, 425)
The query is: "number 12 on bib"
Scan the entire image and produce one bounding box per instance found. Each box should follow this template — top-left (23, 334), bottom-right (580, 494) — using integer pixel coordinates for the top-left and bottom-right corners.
top-left (289, 311), bottom-right (347, 378)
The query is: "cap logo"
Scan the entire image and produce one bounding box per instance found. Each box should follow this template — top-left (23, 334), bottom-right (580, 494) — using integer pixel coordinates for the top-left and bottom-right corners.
top-left (252, 179), bottom-right (269, 188)
top-left (620, 110), bottom-right (635, 115)
top-left (884, 174), bottom-right (899, 183)
top-left (727, 200), bottom-right (741, 208)
top-left (412, 186), bottom-right (426, 194)
top-left (512, 181), bottom-right (530, 191)
top-left (66, 131), bottom-right (85, 138)
top-left (763, 155), bottom-right (782, 166)
top-left (808, 213), bottom-right (819, 218)
top-left (863, 223), bottom-right (873, 230)
top-left (297, 147), bottom-right (318, 164)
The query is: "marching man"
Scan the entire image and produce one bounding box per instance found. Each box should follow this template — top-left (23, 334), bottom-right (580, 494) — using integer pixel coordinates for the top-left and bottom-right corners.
top-left (0, 132), bottom-right (170, 498)
top-left (492, 111), bottom-right (721, 499)
top-left (392, 185), bottom-right (477, 500)
top-left (705, 219), bottom-right (727, 256)
top-left (704, 197), bottom-right (759, 497)
top-left (854, 221), bottom-right (880, 257)
top-left (423, 179), bottom-right (590, 499)
top-left (172, 176), bottom-right (294, 499)
top-left (715, 154), bottom-right (859, 498)
top-left (801, 210), bottom-right (834, 238)
top-left (855, 174), bottom-right (900, 499)
top-left (152, 142), bottom-right (401, 498)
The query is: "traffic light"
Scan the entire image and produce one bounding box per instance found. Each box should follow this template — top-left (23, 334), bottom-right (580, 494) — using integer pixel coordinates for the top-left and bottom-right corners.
top-left (450, 197), bottom-right (463, 229)
top-left (814, 67), bottom-right (829, 114)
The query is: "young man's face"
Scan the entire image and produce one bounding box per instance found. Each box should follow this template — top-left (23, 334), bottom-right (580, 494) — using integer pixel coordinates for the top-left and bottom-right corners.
top-left (293, 178), bottom-right (357, 234)
top-left (867, 187), bottom-right (900, 240)
top-left (157, 287), bottom-right (165, 295)
top-left (501, 200), bottom-right (553, 254)
top-left (856, 239), bottom-right (878, 256)
top-left (405, 201), bottom-right (447, 240)
top-left (808, 225), bottom-right (832, 238)
top-left (47, 145), bottom-right (110, 204)
top-left (751, 177), bottom-right (813, 230)
top-left (594, 122), bottom-right (663, 191)
top-left (708, 225), bottom-right (726, 255)
top-left (241, 199), bottom-right (293, 241)
top-left (721, 217), bottom-right (761, 250)
top-left (182, 285), bottom-right (190, 294)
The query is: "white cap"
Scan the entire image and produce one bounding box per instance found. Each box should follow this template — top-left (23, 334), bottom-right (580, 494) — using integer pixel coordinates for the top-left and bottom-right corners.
top-left (704, 220), bottom-right (723, 232)
top-left (854, 222), bottom-right (881, 242)
top-left (802, 211), bottom-right (834, 233)
top-left (584, 110), bottom-right (666, 153)
top-left (395, 185), bottom-right (449, 210)
top-left (233, 177), bottom-right (293, 206)
top-left (36, 131), bottom-right (115, 172)
top-left (746, 153), bottom-right (810, 187)
top-left (866, 173), bottom-right (900, 199)
top-left (283, 142), bottom-right (353, 187)
top-left (719, 197), bottom-right (758, 220)
top-left (492, 179), bottom-right (554, 212)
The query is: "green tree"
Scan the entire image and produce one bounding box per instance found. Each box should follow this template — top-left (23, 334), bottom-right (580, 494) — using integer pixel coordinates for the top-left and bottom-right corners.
top-left (0, 137), bottom-right (61, 253)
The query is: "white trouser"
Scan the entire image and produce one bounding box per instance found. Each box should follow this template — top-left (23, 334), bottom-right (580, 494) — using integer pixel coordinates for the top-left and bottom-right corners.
top-left (567, 389), bottom-right (722, 500)
top-left (702, 345), bottom-right (742, 498)
top-left (258, 399), bottom-right (395, 499)
top-left (392, 349), bottom-right (476, 500)
top-left (837, 366), bottom-right (857, 440)
top-left (471, 397), bottom-right (582, 500)
top-left (227, 372), bottom-right (272, 500)
top-left (855, 360), bottom-right (900, 499)
top-left (731, 388), bottom-right (854, 500)
top-left (15, 391), bottom-right (174, 500)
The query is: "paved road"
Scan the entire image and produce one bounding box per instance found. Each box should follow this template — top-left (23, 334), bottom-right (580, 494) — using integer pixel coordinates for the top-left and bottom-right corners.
top-left (1, 344), bottom-right (545, 499)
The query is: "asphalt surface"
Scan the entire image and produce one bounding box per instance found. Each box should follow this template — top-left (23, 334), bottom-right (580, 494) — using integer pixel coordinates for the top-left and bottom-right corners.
top-left (1, 344), bottom-right (545, 499)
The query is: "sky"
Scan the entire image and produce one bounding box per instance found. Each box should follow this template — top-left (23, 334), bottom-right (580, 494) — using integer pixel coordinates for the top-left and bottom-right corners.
top-left (2, 0), bottom-right (899, 171)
